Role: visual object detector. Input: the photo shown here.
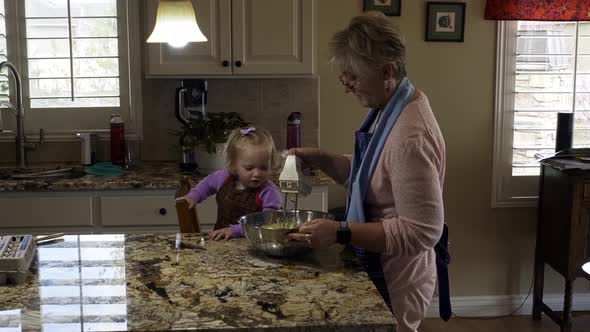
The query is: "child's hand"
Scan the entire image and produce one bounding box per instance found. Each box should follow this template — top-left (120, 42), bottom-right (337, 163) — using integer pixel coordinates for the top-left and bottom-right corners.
top-left (175, 196), bottom-right (195, 209)
top-left (208, 227), bottom-right (232, 241)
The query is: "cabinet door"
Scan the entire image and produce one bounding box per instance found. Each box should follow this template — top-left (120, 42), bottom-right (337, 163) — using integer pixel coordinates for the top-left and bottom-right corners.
top-left (100, 196), bottom-right (177, 226)
top-left (100, 194), bottom-right (218, 230)
top-left (232, 0), bottom-right (315, 75)
top-left (292, 185), bottom-right (328, 212)
top-left (195, 195), bottom-right (217, 229)
top-left (145, 0), bottom-right (232, 76)
top-left (0, 197), bottom-right (93, 228)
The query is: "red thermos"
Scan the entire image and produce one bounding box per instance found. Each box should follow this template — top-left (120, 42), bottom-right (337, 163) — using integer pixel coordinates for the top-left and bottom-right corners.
top-left (110, 114), bottom-right (126, 166)
top-left (287, 112), bottom-right (301, 150)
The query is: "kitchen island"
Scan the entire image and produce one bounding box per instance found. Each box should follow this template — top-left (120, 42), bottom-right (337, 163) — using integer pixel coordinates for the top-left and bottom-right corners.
top-left (0, 233), bottom-right (395, 331)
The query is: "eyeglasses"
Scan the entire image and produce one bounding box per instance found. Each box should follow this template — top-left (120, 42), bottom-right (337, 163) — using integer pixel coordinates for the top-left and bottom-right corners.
top-left (338, 73), bottom-right (360, 92)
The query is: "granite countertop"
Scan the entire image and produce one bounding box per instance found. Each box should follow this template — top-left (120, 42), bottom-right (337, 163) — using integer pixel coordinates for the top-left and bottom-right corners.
top-left (0, 162), bottom-right (334, 192)
top-left (0, 233), bottom-right (395, 331)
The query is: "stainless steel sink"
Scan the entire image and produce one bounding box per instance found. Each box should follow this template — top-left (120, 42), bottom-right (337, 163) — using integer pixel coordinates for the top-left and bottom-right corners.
top-left (0, 166), bottom-right (86, 181)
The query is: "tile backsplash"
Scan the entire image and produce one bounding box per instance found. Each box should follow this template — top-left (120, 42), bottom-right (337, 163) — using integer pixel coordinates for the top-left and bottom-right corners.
top-left (142, 77), bottom-right (319, 161)
top-left (0, 78), bottom-right (319, 164)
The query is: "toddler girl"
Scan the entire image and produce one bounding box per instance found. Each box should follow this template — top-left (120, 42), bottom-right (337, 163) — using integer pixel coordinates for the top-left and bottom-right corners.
top-left (177, 127), bottom-right (282, 240)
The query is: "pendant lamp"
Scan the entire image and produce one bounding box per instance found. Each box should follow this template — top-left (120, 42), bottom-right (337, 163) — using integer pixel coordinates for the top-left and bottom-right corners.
top-left (583, 262), bottom-right (590, 276)
top-left (147, 0), bottom-right (207, 48)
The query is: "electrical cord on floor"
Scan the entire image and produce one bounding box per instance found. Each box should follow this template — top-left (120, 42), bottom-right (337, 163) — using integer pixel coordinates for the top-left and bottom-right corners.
top-left (435, 274), bottom-right (534, 320)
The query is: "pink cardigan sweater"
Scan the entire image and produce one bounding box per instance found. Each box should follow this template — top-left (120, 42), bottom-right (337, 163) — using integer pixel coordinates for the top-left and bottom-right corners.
top-left (344, 92), bottom-right (445, 331)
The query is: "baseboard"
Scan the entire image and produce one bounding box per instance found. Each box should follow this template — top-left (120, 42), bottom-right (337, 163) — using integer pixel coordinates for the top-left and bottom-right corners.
top-left (426, 293), bottom-right (590, 318)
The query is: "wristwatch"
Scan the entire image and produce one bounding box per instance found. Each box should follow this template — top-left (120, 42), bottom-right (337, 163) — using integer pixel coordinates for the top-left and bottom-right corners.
top-left (336, 221), bottom-right (351, 245)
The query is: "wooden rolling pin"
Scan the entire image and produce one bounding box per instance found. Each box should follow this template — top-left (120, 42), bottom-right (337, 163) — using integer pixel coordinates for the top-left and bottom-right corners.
top-left (175, 177), bottom-right (201, 233)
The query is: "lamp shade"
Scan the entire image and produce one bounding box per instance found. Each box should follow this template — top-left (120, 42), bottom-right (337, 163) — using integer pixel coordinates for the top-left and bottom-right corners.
top-left (147, 0), bottom-right (207, 48)
top-left (584, 262), bottom-right (590, 275)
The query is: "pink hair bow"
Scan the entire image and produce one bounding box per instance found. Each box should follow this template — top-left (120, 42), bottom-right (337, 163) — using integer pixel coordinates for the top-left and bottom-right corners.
top-left (240, 127), bottom-right (256, 136)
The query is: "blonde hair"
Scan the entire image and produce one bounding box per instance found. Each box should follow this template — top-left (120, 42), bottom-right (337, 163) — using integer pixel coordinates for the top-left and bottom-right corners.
top-left (329, 11), bottom-right (406, 80)
top-left (224, 127), bottom-right (280, 173)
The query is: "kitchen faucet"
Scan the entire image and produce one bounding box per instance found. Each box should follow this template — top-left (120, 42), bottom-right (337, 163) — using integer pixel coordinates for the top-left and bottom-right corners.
top-left (0, 61), bottom-right (41, 168)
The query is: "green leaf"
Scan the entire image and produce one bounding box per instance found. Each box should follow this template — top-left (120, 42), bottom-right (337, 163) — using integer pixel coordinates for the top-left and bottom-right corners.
top-left (172, 112), bottom-right (249, 154)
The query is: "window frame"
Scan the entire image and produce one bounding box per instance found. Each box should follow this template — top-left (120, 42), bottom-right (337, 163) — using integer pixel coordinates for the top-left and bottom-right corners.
top-left (491, 20), bottom-right (585, 208)
top-left (0, 0), bottom-right (142, 142)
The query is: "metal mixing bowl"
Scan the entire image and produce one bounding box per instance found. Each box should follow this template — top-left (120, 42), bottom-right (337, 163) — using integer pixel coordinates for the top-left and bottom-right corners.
top-left (238, 210), bottom-right (334, 257)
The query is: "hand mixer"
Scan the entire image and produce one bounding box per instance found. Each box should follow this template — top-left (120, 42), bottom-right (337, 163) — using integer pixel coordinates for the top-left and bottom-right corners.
top-left (278, 155), bottom-right (312, 210)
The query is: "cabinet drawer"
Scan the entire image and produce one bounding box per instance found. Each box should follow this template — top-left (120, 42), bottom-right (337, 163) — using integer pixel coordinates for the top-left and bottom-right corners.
top-left (0, 197), bottom-right (92, 227)
top-left (100, 196), bottom-right (177, 226)
top-left (101, 195), bottom-right (218, 228)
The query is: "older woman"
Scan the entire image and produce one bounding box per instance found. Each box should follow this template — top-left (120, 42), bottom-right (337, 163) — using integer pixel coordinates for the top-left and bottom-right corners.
top-left (288, 12), bottom-right (446, 332)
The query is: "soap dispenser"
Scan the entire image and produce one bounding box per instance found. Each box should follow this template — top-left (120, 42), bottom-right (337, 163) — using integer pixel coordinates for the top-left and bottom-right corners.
top-left (76, 132), bottom-right (97, 166)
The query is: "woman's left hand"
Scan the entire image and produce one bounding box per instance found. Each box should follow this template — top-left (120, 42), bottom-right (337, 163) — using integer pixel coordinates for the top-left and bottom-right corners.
top-left (288, 218), bottom-right (339, 249)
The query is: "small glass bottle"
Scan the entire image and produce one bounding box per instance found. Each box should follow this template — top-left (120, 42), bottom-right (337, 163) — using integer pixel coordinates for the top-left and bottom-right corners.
top-left (110, 114), bottom-right (126, 166)
top-left (286, 112), bottom-right (301, 150)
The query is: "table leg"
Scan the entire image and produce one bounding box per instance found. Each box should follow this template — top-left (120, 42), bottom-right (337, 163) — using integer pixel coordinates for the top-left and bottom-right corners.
top-left (532, 256), bottom-right (545, 320)
top-left (533, 165), bottom-right (545, 321)
top-left (560, 279), bottom-right (573, 332)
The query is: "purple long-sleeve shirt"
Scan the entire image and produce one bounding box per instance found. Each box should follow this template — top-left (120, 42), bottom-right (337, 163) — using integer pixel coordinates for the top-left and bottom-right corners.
top-left (186, 169), bottom-right (282, 238)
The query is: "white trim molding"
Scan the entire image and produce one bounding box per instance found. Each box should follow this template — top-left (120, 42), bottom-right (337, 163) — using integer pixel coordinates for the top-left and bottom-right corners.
top-left (426, 293), bottom-right (590, 318)
top-left (491, 21), bottom-right (539, 208)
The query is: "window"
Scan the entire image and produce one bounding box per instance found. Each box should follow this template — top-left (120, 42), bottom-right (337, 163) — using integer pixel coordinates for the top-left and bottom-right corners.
top-left (492, 21), bottom-right (590, 207)
top-left (0, 0), bottom-right (141, 136)
top-left (0, 0), bottom-right (8, 103)
top-left (25, 0), bottom-right (121, 109)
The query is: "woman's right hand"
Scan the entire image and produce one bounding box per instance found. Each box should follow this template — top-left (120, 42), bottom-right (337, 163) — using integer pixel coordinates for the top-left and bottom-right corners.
top-left (175, 196), bottom-right (195, 209)
top-left (287, 147), bottom-right (322, 167)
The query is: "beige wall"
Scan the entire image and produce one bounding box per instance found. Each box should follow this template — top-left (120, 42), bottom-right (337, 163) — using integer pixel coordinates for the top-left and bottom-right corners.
top-left (317, 0), bottom-right (590, 297)
top-left (2, 0), bottom-right (588, 299)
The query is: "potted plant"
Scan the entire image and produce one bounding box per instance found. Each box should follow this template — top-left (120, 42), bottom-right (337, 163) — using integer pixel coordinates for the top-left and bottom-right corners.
top-left (177, 112), bottom-right (249, 173)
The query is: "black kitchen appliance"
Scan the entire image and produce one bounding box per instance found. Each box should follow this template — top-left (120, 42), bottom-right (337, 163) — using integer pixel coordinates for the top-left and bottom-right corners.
top-left (175, 79), bottom-right (207, 171)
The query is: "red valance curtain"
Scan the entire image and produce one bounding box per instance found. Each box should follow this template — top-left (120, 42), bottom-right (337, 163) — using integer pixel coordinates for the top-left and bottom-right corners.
top-left (485, 0), bottom-right (590, 21)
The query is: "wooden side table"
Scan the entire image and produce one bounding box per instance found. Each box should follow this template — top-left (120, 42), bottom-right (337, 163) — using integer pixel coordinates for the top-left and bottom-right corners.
top-left (533, 163), bottom-right (590, 332)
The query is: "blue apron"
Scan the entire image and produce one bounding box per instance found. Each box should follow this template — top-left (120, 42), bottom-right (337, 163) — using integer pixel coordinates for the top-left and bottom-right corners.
top-left (345, 78), bottom-right (415, 309)
top-left (350, 109), bottom-right (391, 308)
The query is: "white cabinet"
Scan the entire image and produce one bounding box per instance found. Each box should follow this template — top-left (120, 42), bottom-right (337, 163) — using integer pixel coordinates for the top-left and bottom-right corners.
top-left (95, 186), bottom-right (328, 232)
top-left (282, 185), bottom-right (328, 212)
top-left (0, 185), bottom-right (328, 233)
top-left (230, 0), bottom-right (316, 75)
top-left (146, 0), bottom-right (232, 76)
top-left (194, 195), bottom-right (218, 229)
top-left (145, 0), bottom-right (316, 76)
top-left (98, 192), bottom-right (219, 229)
top-left (100, 195), bottom-right (177, 226)
top-left (0, 195), bottom-right (93, 229)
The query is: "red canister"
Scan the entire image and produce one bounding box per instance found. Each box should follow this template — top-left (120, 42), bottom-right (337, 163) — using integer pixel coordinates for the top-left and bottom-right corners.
top-left (110, 114), bottom-right (126, 166)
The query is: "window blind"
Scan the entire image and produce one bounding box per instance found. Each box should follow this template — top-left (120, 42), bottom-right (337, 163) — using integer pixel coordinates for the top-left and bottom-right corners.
top-left (512, 21), bottom-right (590, 176)
top-left (25, 0), bottom-right (120, 108)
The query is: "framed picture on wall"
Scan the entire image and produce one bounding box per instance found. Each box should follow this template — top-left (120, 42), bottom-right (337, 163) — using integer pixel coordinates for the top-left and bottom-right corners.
top-left (364, 0), bottom-right (401, 17)
top-left (425, 2), bottom-right (466, 42)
